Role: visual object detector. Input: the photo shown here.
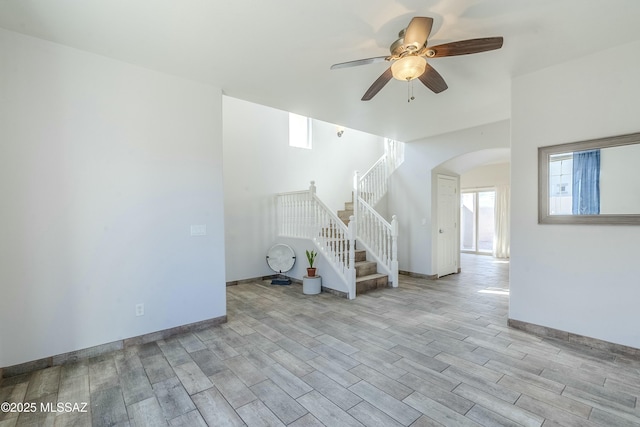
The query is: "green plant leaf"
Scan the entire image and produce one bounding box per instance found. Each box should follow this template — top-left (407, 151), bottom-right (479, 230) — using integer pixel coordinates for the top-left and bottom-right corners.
top-left (305, 249), bottom-right (317, 267)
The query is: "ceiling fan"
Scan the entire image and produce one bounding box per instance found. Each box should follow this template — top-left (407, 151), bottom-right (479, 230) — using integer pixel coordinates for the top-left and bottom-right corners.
top-left (330, 17), bottom-right (503, 101)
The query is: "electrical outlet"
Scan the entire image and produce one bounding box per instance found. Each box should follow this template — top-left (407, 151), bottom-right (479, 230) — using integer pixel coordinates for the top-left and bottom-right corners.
top-left (135, 303), bottom-right (144, 316)
top-left (190, 224), bottom-right (206, 236)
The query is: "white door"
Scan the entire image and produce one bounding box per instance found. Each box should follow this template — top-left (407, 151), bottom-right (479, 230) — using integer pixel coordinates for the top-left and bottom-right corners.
top-left (437, 175), bottom-right (459, 277)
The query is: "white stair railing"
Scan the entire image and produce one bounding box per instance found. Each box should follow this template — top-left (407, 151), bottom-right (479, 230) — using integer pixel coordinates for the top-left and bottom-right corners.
top-left (354, 138), bottom-right (403, 287)
top-left (354, 172), bottom-right (399, 287)
top-left (385, 137), bottom-right (405, 173)
top-left (277, 181), bottom-right (356, 299)
top-left (358, 156), bottom-right (388, 206)
top-left (358, 138), bottom-right (404, 206)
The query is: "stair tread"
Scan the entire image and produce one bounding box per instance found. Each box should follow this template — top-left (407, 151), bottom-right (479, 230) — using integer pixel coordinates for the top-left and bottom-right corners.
top-left (356, 273), bottom-right (388, 282)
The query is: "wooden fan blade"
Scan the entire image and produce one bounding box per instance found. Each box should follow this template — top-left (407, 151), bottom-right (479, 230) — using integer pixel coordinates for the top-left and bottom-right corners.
top-left (418, 63), bottom-right (448, 94)
top-left (361, 67), bottom-right (393, 101)
top-left (330, 56), bottom-right (388, 70)
top-left (428, 37), bottom-right (503, 57)
top-left (404, 17), bottom-right (433, 49)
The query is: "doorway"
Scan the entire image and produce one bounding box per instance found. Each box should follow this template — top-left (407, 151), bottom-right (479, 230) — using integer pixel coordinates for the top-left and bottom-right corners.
top-left (460, 189), bottom-right (495, 254)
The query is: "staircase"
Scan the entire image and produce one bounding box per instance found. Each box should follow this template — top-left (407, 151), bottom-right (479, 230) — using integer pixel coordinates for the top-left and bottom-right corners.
top-left (276, 138), bottom-right (403, 299)
top-left (338, 199), bottom-right (389, 294)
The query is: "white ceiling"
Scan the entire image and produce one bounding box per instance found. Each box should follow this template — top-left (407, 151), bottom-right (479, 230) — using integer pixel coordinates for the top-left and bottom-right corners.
top-left (2, 0), bottom-right (640, 142)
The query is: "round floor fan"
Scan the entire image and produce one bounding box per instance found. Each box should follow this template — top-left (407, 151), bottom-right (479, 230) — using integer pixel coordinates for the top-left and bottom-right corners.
top-left (266, 244), bottom-right (296, 285)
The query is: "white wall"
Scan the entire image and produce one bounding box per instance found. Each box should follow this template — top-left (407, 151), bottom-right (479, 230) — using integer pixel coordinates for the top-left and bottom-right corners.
top-left (511, 39), bottom-right (640, 348)
top-left (0, 29), bottom-right (226, 367)
top-left (223, 96), bottom-right (384, 283)
top-left (388, 120), bottom-right (510, 276)
top-left (461, 163), bottom-right (510, 189)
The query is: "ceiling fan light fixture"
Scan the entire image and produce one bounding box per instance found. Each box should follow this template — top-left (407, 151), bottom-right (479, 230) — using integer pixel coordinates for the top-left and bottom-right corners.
top-left (391, 55), bottom-right (426, 81)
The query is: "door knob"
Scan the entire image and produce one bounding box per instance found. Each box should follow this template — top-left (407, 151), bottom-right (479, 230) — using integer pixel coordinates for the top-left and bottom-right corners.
top-left (439, 229), bottom-right (444, 233)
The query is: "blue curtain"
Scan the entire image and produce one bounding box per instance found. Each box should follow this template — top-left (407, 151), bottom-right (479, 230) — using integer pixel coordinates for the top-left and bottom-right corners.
top-left (572, 149), bottom-right (600, 215)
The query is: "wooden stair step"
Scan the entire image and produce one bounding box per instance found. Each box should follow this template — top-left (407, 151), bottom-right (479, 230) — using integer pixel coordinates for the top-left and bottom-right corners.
top-left (337, 210), bottom-right (353, 220)
top-left (356, 273), bottom-right (389, 294)
top-left (334, 198), bottom-right (387, 296)
top-left (355, 260), bottom-right (377, 277)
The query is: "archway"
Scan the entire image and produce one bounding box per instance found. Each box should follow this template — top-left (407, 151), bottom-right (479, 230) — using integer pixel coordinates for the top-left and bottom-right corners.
top-left (433, 148), bottom-right (511, 274)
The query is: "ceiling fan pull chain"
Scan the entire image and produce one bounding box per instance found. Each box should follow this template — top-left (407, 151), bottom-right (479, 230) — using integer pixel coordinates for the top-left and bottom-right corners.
top-left (407, 79), bottom-right (415, 103)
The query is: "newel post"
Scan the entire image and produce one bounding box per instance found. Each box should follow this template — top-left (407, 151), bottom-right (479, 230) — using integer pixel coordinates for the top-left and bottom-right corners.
top-left (391, 214), bottom-right (399, 287)
top-left (348, 215), bottom-right (356, 300)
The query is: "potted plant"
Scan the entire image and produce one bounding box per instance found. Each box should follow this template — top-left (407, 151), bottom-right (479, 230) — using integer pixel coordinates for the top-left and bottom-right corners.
top-left (305, 250), bottom-right (317, 277)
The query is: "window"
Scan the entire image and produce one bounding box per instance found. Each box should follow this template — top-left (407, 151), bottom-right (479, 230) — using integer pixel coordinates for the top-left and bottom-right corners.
top-left (289, 113), bottom-right (312, 149)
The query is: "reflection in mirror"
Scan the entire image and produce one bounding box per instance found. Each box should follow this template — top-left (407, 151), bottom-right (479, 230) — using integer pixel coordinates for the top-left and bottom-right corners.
top-left (600, 144), bottom-right (640, 214)
top-left (549, 149), bottom-right (601, 215)
top-left (548, 152), bottom-right (573, 215)
top-left (539, 131), bottom-right (640, 224)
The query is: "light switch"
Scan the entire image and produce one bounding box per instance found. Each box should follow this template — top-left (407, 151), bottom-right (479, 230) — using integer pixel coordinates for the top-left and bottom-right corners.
top-left (190, 224), bottom-right (206, 236)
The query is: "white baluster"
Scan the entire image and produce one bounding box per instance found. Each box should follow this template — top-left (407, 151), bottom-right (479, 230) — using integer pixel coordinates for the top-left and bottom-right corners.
top-left (376, 222), bottom-right (381, 260)
top-left (353, 170), bottom-right (359, 237)
top-left (282, 195), bottom-right (287, 236)
top-left (301, 194), bottom-right (306, 237)
top-left (289, 195), bottom-right (294, 236)
top-left (288, 195), bottom-right (292, 236)
top-left (283, 195), bottom-right (288, 236)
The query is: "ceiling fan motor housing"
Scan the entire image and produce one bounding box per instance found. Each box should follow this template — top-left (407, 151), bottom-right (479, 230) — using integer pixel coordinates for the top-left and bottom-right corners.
top-left (390, 37), bottom-right (405, 56)
top-left (390, 28), bottom-right (425, 57)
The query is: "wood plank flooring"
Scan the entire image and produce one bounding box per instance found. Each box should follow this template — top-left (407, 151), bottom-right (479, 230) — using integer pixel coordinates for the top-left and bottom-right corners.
top-left (1, 254), bottom-right (639, 426)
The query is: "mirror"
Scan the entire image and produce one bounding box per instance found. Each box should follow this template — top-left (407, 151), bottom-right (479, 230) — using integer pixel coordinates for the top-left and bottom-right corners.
top-left (539, 131), bottom-right (640, 224)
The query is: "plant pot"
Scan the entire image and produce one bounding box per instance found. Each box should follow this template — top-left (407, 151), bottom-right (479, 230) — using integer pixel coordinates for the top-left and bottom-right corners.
top-left (306, 268), bottom-right (317, 277)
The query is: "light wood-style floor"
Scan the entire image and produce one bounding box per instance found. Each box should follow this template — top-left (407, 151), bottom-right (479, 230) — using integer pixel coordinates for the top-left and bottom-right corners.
top-left (2, 254), bottom-right (640, 426)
